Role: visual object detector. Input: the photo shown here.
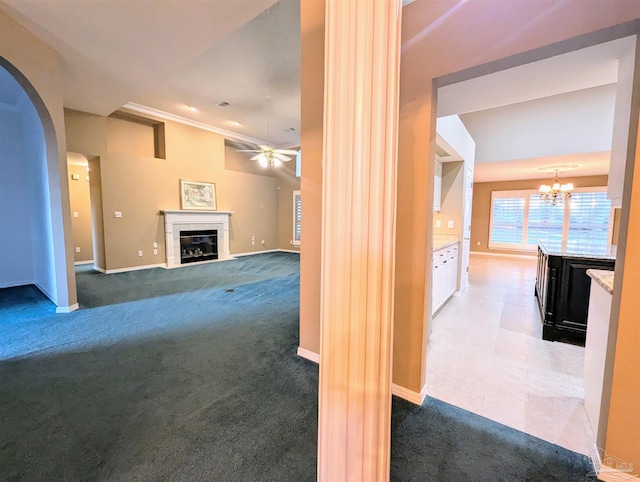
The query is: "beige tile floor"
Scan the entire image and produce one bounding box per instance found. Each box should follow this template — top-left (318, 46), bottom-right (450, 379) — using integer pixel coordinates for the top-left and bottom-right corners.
top-left (426, 253), bottom-right (595, 455)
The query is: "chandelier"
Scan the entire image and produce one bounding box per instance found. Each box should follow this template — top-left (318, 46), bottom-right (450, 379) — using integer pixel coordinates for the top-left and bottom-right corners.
top-left (539, 170), bottom-right (573, 206)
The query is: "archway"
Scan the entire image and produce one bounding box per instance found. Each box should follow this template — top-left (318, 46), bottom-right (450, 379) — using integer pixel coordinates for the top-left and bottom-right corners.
top-left (0, 59), bottom-right (77, 312)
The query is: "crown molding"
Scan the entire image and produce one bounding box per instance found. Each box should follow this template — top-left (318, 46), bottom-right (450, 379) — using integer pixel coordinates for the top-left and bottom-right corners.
top-left (123, 102), bottom-right (268, 147)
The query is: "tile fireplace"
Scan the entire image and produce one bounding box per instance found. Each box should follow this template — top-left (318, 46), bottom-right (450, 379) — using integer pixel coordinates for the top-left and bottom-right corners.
top-left (161, 210), bottom-right (233, 268)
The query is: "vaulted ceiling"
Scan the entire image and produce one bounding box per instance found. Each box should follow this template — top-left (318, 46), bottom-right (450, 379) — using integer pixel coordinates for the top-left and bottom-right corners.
top-left (0, 1), bottom-right (635, 181)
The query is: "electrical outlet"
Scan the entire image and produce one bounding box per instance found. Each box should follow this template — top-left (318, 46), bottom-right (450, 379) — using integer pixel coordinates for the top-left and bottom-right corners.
top-left (153, 242), bottom-right (158, 248)
top-left (261, 240), bottom-right (265, 245)
top-left (476, 241), bottom-right (480, 246)
top-left (251, 235), bottom-right (255, 246)
top-left (114, 211), bottom-right (122, 218)
top-left (435, 219), bottom-right (441, 228)
top-left (153, 249), bottom-right (158, 255)
top-left (447, 220), bottom-right (454, 229)
top-left (138, 250), bottom-right (143, 257)
top-left (75, 247), bottom-right (80, 253)
top-left (73, 211), bottom-right (79, 218)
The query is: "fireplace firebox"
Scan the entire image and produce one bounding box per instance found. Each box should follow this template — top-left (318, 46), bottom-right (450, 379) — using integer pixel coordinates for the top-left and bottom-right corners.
top-left (180, 230), bottom-right (218, 264)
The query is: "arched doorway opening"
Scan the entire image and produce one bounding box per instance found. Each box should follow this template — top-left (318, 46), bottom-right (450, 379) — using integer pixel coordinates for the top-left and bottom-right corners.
top-left (0, 59), bottom-right (77, 312)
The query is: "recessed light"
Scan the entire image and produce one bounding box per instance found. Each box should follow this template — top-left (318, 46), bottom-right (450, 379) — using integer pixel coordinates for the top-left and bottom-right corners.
top-left (187, 105), bottom-right (197, 112)
top-left (231, 121), bottom-right (242, 126)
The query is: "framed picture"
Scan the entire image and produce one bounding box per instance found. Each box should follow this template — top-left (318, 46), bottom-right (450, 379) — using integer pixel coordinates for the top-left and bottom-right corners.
top-left (180, 179), bottom-right (217, 210)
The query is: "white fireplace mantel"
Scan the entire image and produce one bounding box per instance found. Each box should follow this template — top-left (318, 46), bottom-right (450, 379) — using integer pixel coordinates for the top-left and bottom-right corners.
top-left (161, 210), bottom-right (233, 268)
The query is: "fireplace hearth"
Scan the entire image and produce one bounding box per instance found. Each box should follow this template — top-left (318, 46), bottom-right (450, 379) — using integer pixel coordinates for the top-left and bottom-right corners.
top-left (180, 230), bottom-right (218, 264)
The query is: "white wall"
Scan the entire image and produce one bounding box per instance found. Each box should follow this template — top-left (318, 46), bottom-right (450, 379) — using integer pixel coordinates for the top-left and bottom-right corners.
top-left (0, 65), bottom-right (55, 299)
top-left (0, 107), bottom-right (35, 287)
top-left (459, 84), bottom-right (616, 163)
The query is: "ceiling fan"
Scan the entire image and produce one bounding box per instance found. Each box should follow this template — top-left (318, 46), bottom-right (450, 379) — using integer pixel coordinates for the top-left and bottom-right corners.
top-left (237, 145), bottom-right (298, 167)
top-left (238, 93), bottom-right (298, 167)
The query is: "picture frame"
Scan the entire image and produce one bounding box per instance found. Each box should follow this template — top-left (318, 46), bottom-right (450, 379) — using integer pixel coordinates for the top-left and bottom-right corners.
top-left (180, 179), bottom-right (217, 211)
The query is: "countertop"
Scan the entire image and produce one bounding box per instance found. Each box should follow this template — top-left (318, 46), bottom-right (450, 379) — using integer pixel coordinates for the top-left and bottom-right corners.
top-left (537, 241), bottom-right (617, 261)
top-left (587, 269), bottom-right (614, 295)
top-left (433, 235), bottom-right (459, 251)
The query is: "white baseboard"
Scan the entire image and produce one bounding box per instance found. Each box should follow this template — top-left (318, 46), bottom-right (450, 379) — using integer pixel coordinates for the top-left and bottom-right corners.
top-left (234, 249), bottom-right (300, 257)
top-left (0, 280), bottom-right (33, 289)
top-left (297, 346), bottom-right (320, 363)
top-left (34, 281), bottom-right (56, 305)
top-left (589, 445), bottom-right (640, 481)
top-left (296, 347), bottom-right (429, 406)
top-left (598, 468), bottom-right (640, 482)
top-left (56, 303), bottom-right (79, 313)
top-left (391, 383), bottom-right (428, 405)
top-left (74, 260), bottom-right (94, 266)
top-left (470, 251), bottom-right (536, 259)
top-left (94, 266), bottom-right (106, 273)
top-left (104, 263), bottom-right (166, 274)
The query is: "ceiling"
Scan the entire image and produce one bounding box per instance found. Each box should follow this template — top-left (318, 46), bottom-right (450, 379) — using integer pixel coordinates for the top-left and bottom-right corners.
top-left (0, 1), bottom-right (636, 181)
top-left (0, 0), bottom-right (300, 146)
top-left (438, 36), bottom-right (636, 182)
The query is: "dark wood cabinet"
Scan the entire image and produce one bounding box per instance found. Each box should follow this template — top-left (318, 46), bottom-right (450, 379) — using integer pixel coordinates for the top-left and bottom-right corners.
top-left (535, 244), bottom-right (615, 344)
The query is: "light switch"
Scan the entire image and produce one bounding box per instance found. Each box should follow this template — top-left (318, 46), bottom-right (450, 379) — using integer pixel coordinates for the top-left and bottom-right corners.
top-left (435, 219), bottom-right (442, 228)
top-left (114, 211), bottom-right (122, 218)
top-left (73, 211), bottom-right (79, 218)
top-left (153, 242), bottom-right (158, 248)
top-left (75, 247), bottom-right (80, 253)
top-left (447, 220), bottom-right (454, 229)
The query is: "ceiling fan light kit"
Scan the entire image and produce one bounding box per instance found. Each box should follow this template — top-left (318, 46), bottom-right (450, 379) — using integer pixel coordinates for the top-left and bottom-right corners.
top-left (238, 145), bottom-right (298, 167)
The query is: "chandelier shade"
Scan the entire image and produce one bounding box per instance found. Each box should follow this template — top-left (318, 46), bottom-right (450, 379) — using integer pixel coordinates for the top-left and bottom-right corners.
top-left (539, 170), bottom-right (574, 206)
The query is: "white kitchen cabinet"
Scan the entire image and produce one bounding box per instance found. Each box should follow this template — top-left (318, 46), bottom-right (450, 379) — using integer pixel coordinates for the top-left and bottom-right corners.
top-left (431, 243), bottom-right (458, 315)
top-left (433, 160), bottom-right (442, 212)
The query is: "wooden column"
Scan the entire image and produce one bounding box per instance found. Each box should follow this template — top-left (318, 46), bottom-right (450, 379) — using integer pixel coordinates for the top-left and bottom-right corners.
top-left (317, 1), bottom-right (402, 480)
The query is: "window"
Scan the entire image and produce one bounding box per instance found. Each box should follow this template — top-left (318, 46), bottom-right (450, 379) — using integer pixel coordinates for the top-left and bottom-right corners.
top-left (567, 191), bottom-right (611, 253)
top-left (489, 187), bottom-right (610, 253)
top-left (293, 190), bottom-right (301, 247)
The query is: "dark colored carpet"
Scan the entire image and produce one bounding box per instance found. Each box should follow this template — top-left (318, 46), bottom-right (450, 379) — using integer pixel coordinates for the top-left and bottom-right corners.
top-left (0, 252), bottom-right (593, 481)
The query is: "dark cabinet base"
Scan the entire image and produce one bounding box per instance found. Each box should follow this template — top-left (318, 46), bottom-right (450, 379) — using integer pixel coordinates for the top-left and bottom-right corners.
top-left (535, 245), bottom-right (615, 345)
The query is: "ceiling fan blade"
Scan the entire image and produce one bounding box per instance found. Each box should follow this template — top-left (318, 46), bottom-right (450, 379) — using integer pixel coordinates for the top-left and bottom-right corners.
top-left (237, 150), bottom-right (261, 153)
top-left (275, 149), bottom-right (299, 155)
top-left (273, 153), bottom-right (292, 162)
top-left (250, 154), bottom-right (263, 161)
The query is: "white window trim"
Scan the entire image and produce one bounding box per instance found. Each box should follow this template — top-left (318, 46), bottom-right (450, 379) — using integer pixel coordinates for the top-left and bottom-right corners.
top-left (488, 186), bottom-right (608, 251)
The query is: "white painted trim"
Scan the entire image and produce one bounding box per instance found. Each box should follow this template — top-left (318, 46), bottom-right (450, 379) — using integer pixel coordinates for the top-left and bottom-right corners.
top-left (589, 445), bottom-right (602, 476)
top-left (297, 347), bottom-right (320, 363)
top-left (94, 266), bottom-right (106, 274)
top-left (233, 249), bottom-right (300, 257)
top-left (124, 102), bottom-right (269, 147)
top-left (598, 469), bottom-right (640, 482)
top-left (104, 263), bottom-right (166, 274)
top-left (74, 260), bottom-right (94, 266)
top-left (0, 280), bottom-right (33, 289)
top-left (161, 210), bottom-right (232, 268)
top-left (587, 446), bottom-right (640, 481)
top-left (470, 251), bottom-right (536, 259)
top-left (34, 282), bottom-right (56, 304)
top-left (56, 303), bottom-right (79, 313)
top-left (391, 383), bottom-right (428, 405)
